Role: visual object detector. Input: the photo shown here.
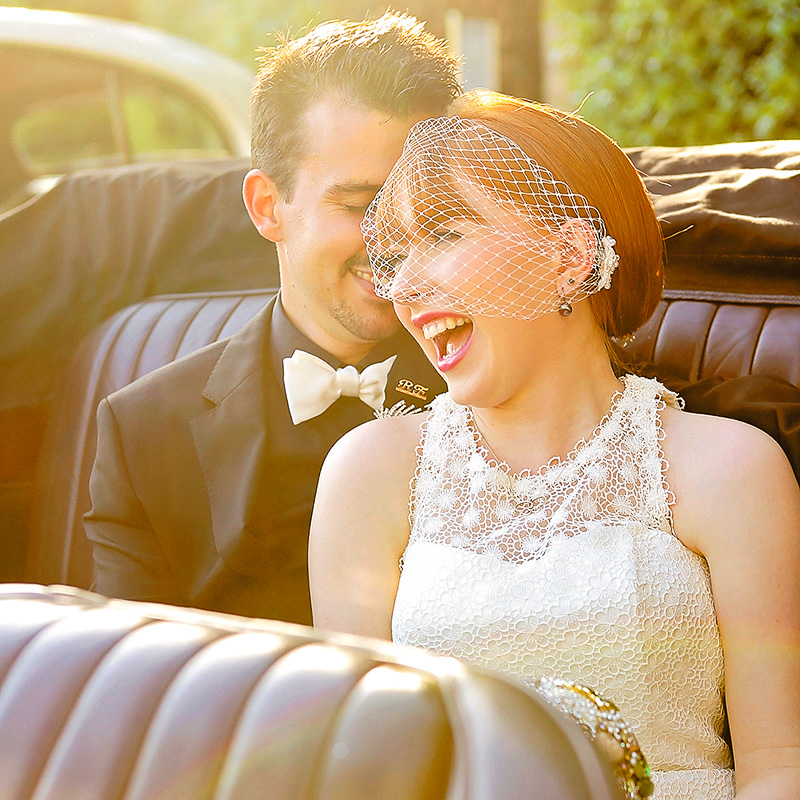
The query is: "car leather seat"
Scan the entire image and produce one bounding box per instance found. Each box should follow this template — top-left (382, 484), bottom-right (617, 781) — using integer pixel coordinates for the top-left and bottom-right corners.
top-left (24, 288), bottom-right (800, 589)
top-left (0, 584), bottom-right (623, 800)
top-left (26, 289), bottom-right (274, 588)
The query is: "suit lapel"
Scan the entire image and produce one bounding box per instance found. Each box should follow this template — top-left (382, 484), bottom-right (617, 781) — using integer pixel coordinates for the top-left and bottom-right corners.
top-left (190, 295), bottom-right (279, 578)
top-left (189, 296), bottom-right (445, 579)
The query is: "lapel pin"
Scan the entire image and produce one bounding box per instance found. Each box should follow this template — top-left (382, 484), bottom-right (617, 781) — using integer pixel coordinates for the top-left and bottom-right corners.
top-left (395, 379), bottom-right (428, 400)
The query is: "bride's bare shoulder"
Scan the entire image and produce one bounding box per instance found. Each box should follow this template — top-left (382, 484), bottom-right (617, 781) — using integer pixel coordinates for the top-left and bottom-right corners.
top-left (321, 409), bottom-right (427, 483)
top-left (311, 409), bottom-right (427, 585)
top-left (660, 403), bottom-right (787, 475)
top-left (660, 404), bottom-right (799, 551)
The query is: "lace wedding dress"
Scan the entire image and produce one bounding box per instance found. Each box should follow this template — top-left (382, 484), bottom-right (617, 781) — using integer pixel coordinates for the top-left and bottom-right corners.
top-left (392, 375), bottom-right (735, 799)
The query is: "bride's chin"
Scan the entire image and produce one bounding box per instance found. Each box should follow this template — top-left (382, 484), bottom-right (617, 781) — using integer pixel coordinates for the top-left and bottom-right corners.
top-left (443, 376), bottom-right (488, 408)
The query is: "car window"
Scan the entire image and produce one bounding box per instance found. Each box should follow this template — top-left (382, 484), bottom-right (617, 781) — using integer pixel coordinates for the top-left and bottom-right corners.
top-left (120, 72), bottom-right (231, 161)
top-left (7, 47), bottom-right (120, 176)
top-left (8, 47), bottom-right (233, 181)
top-left (13, 91), bottom-right (122, 175)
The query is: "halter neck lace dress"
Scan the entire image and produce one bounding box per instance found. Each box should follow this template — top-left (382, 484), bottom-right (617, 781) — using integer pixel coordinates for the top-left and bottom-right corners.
top-left (392, 375), bottom-right (735, 799)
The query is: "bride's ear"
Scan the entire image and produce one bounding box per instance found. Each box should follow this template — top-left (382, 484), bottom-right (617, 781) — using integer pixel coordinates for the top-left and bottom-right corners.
top-left (243, 169), bottom-right (284, 243)
top-left (557, 219), bottom-right (596, 292)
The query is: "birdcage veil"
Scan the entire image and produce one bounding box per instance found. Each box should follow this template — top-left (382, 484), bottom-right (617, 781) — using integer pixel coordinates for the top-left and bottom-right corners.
top-left (362, 116), bottom-right (619, 320)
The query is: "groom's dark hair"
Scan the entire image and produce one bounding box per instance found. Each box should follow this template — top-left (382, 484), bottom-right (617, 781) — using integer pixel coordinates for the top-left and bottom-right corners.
top-left (250, 11), bottom-right (460, 199)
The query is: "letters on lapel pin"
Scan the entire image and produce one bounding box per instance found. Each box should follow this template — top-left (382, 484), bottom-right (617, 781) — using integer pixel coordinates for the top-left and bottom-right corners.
top-left (395, 379), bottom-right (428, 400)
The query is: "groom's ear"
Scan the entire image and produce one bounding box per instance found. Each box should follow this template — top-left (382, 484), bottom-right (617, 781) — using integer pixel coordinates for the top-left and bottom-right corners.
top-left (558, 218), bottom-right (596, 291)
top-left (243, 169), bottom-right (284, 243)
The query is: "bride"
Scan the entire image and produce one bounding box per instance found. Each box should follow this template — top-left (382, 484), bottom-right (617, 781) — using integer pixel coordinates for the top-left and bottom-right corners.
top-left (308, 90), bottom-right (800, 799)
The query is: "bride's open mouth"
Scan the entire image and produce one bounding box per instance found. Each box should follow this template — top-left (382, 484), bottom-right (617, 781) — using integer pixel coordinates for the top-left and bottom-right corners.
top-left (421, 315), bottom-right (474, 371)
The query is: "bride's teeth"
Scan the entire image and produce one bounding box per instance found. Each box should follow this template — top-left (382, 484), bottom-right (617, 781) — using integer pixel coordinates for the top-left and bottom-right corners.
top-left (421, 316), bottom-right (470, 340)
top-left (446, 340), bottom-right (457, 356)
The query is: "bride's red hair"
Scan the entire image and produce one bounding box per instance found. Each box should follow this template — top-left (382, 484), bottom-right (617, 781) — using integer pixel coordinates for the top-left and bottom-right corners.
top-left (451, 91), bottom-right (664, 339)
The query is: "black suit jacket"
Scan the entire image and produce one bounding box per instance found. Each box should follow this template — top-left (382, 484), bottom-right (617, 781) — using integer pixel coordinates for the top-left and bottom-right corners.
top-left (85, 295), bottom-right (445, 622)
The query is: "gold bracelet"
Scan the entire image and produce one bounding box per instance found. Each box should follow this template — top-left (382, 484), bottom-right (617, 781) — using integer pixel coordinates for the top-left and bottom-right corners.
top-left (532, 677), bottom-right (653, 799)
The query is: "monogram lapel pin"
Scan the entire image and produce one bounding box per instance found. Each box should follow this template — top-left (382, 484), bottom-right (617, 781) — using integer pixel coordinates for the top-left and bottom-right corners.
top-left (395, 379), bottom-right (428, 401)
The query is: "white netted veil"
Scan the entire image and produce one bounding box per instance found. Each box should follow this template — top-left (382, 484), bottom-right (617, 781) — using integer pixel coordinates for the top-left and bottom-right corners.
top-left (362, 116), bottom-right (619, 320)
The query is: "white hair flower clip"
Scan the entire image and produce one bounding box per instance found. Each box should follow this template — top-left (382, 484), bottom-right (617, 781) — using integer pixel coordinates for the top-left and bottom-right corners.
top-left (598, 236), bottom-right (619, 290)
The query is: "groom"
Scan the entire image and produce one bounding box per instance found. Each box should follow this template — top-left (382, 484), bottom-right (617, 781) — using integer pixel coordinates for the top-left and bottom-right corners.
top-left (84, 13), bottom-right (458, 623)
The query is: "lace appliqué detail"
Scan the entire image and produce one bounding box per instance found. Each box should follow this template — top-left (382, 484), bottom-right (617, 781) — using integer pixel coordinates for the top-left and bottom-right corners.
top-left (408, 375), bottom-right (681, 563)
top-left (394, 375), bottom-right (733, 798)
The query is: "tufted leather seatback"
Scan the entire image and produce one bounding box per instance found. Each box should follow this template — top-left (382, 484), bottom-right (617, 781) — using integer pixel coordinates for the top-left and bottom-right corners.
top-left (26, 290), bottom-right (275, 589)
top-left (625, 290), bottom-right (800, 386)
top-left (0, 584), bottom-right (621, 800)
top-left (25, 288), bottom-right (800, 589)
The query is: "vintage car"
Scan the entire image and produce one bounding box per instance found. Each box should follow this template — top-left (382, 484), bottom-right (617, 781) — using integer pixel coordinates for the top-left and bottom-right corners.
top-left (0, 7), bottom-right (252, 213)
top-left (0, 140), bottom-right (798, 797)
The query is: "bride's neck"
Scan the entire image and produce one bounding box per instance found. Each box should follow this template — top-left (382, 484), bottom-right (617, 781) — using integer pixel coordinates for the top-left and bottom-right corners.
top-left (471, 344), bottom-right (621, 475)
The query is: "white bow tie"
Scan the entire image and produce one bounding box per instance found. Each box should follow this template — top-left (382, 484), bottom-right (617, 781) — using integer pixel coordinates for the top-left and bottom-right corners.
top-left (283, 349), bottom-right (397, 425)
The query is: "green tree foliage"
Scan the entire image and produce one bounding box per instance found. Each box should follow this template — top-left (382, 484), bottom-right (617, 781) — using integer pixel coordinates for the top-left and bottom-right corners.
top-left (132, 0), bottom-right (323, 69)
top-left (549, 0), bottom-right (800, 145)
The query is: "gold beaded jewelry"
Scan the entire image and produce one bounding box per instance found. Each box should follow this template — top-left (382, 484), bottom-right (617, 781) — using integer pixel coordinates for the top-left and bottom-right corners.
top-left (533, 677), bottom-right (653, 799)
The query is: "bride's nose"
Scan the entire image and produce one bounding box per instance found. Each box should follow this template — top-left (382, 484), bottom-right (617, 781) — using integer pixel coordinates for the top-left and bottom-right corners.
top-left (390, 264), bottom-right (424, 306)
top-left (389, 252), bottom-right (440, 306)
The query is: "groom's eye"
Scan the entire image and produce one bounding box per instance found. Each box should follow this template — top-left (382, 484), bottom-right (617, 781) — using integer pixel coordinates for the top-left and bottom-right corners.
top-left (342, 202), bottom-right (372, 214)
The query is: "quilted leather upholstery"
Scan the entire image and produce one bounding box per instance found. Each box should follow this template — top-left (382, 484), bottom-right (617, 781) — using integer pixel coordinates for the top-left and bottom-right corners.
top-left (25, 288), bottom-right (800, 589)
top-left (626, 289), bottom-right (800, 386)
top-left (26, 290), bottom-right (274, 588)
top-left (0, 584), bottom-right (621, 800)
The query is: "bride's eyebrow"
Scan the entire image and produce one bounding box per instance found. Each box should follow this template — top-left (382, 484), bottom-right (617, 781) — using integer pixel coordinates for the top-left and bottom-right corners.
top-left (405, 167), bottom-right (488, 228)
top-left (413, 197), bottom-right (486, 228)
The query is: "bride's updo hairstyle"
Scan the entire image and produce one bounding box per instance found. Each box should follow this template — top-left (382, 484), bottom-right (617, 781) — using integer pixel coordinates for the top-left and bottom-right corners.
top-left (449, 91), bottom-right (664, 339)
